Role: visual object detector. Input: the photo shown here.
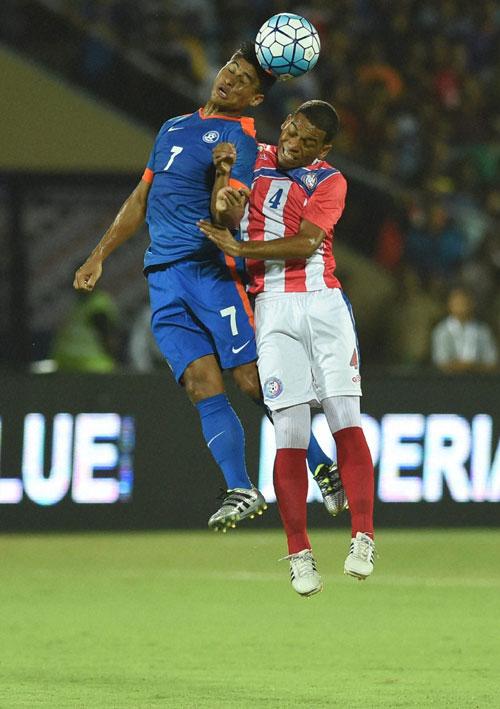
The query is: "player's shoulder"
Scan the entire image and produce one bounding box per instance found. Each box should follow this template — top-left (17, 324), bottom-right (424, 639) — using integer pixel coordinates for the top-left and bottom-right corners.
top-left (157, 113), bottom-right (193, 136)
top-left (223, 116), bottom-right (257, 146)
top-left (312, 159), bottom-right (346, 186)
top-left (293, 161), bottom-right (346, 197)
top-left (255, 143), bottom-right (278, 169)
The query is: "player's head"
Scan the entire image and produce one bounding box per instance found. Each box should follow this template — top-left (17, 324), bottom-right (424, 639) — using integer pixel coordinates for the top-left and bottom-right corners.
top-left (277, 100), bottom-right (340, 170)
top-left (209, 41), bottom-right (276, 114)
top-left (447, 286), bottom-right (474, 322)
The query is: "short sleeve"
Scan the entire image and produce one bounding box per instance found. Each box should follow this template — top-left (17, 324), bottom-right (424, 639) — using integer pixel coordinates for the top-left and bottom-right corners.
top-left (302, 173), bottom-right (347, 234)
top-left (142, 120), bottom-right (172, 183)
top-left (229, 132), bottom-right (258, 191)
top-left (142, 145), bottom-right (155, 183)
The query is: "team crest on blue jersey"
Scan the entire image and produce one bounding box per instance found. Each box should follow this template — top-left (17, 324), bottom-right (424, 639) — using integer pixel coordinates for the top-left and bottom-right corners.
top-left (264, 377), bottom-right (283, 399)
top-left (202, 130), bottom-right (220, 143)
top-left (302, 172), bottom-right (317, 190)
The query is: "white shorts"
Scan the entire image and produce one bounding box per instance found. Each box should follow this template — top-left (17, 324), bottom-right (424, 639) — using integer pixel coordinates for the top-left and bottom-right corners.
top-left (255, 288), bottom-right (362, 411)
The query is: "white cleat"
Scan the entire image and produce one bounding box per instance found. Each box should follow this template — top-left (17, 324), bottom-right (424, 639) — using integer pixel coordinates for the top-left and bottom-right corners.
top-left (344, 532), bottom-right (375, 580)
top-left (282, 549), bottom-right (323, 597)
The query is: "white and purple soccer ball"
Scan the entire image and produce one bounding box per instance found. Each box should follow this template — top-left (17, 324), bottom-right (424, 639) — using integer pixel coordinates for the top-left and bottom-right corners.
top-left (255, 13), bottom-right (321, 80)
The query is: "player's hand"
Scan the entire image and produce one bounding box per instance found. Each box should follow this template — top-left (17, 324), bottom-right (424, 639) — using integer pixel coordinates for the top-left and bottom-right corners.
top-left (213, 142), bottom-right (237, 175)
top-left (215, 186), bottom-right (250, 212)
top-left (73, 257), bottom-right (103, 291)
top-left (198, 220), bottom-right (241, 257)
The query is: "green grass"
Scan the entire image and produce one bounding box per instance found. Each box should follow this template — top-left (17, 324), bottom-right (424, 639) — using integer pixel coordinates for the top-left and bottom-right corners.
top-left (0, 530), bottom-right (499, 708)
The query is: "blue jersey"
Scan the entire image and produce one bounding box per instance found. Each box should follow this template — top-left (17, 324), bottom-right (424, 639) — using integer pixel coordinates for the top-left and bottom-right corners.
top-left (142, 109), bottom-right (258, 269)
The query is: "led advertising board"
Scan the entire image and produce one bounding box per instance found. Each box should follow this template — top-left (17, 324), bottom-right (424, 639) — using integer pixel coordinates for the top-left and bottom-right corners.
top-left (0, 373), bottom-right (498, 529)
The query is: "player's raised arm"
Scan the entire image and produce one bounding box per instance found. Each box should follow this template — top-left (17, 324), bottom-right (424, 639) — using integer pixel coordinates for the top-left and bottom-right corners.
top-left (199, 218), bottom-right (326, 260)
top-left (73, 178), bottom-right (150, 291)
top-left (210, 142), bottom-right (248, 229)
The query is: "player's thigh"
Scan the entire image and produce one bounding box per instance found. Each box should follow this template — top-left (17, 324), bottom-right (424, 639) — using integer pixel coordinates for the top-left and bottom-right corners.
top-left (255, 297), bottom-right (315, 411)
top-left (186, 261), bottom-right (257, 371)
top-left (148, 268), bottom-right (215, 383)
top-left (308, 289), bottom-right (362, 399)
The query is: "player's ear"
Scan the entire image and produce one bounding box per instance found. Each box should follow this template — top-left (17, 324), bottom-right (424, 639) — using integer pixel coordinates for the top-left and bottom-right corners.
top-left (318, 143), bottom-right (333, 160)
top-left (249, 93), bottom-right (265, 107)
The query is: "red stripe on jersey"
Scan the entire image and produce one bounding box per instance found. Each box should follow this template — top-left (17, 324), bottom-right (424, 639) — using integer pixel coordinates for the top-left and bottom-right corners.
top-left (245, 177), bottom-right (269, 294)
top-left (283, 190), bottom-right (307, 292)
top-left (321, 231), bottom-right (340, 288)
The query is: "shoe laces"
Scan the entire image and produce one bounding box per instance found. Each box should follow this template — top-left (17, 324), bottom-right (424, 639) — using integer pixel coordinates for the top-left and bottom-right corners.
top-left (216, 487), bottom-right (254, 503)
top-left (350, 535), bottom-right (374, 562)
top-left (279, 550), bottom-right (316, 577)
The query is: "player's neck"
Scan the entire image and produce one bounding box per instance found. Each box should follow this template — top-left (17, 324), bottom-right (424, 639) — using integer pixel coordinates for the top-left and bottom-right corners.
top-left (202, 100), bottom-right (242, 118)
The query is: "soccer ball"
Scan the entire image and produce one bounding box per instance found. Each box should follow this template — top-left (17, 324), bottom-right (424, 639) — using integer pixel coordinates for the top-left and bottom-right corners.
top-left (255, 13), bottom-right (321, 80)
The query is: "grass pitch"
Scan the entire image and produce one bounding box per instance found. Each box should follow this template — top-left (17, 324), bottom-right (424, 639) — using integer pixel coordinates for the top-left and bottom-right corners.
top-left (0, 529), bottom-right (499, 708)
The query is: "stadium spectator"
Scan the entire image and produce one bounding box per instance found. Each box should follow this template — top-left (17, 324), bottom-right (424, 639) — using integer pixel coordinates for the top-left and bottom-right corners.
top-left (405, 201), bottom-right (466, 285)
top-left (431, 286), bottom-right (498, 373)
top-left (2, 0), bottom-right (498, 369)
top-left (51, 290), bottom-right (121, 372)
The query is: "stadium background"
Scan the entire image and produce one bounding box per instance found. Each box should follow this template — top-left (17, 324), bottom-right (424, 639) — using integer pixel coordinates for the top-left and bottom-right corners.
top-left (0, 2), bottom-right (499, 707)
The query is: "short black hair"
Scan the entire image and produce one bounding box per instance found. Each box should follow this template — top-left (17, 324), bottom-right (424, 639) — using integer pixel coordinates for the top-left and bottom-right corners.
top-left (233, 41), bottom-right (277, 95)
top-left (294, 100), bottom-right (340, 142)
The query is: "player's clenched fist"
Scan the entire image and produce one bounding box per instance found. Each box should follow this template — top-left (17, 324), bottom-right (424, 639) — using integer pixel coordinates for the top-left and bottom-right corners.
top-left (212, 142), bottom-right (237, 175)
top-left (73, 257), bottom-right (103, 291)
top-left (215, 185), bottom-right (250, 213)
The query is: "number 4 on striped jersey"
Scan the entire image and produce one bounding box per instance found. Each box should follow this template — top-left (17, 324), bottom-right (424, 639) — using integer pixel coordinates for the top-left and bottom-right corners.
top-left (268, 188), bottom-right (283, 209)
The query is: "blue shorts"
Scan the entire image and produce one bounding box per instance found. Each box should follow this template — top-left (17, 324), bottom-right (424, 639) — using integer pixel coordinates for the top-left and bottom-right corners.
top-left (147, 259), bottom-right (257, 382)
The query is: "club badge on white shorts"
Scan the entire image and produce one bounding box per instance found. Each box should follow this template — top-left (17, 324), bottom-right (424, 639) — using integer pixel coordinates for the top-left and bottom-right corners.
top-left (264, 377), bottom-right (283, 400)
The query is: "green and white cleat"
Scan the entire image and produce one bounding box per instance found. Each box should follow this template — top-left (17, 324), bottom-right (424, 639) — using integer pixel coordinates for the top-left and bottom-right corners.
top-left (344, 532), bottom-right (375, 580)
top-left (282, 549), bottom-right (323, 597)
top-left (312, 462), bottom-right (348, 516)
top-left (208, 488), bottom-right (267, 533)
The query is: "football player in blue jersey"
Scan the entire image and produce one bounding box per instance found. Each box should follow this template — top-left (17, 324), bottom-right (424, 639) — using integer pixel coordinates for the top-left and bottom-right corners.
top-left (74, 43), bottom-right (339, 531)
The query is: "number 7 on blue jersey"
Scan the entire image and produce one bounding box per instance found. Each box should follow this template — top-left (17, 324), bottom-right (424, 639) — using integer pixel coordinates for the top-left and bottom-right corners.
top-left (164, 146), bottom-right (183, 171)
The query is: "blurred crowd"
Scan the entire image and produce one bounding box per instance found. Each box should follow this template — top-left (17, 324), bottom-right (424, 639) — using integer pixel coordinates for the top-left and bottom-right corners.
top-left (3, 0), bottom-right (500, 370)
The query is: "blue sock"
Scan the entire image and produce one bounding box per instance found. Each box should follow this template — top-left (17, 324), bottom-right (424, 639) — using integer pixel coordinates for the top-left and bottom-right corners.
top-left (306, 431), bottom-right (333, 473)
top-left (253, 398), bottom-right (333, 473)
top-left (196, 394), bottom-right (252, 490)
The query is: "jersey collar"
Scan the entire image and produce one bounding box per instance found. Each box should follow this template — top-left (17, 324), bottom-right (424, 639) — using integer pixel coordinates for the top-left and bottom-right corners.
top-left (198, 108), bottom-right (256, 137)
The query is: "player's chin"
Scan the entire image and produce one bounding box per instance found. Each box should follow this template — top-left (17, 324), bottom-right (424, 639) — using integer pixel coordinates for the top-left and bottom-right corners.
top-left (277, 158), bottom-right (296, 170)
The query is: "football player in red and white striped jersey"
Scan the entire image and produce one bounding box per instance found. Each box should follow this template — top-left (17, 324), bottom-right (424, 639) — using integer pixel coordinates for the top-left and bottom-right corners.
top-left (199, 101), bottom-right (375, 595)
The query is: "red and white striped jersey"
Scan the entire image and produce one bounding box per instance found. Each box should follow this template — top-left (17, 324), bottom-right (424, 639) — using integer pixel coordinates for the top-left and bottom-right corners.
top-left (241, 144), bottom-right (347, 294)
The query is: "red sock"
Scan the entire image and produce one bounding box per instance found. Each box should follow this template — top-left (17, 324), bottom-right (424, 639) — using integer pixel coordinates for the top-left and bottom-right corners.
top-left (333, 427), bottom-right (374, 538)
top-left (273, 448), bottom-right (310, 554)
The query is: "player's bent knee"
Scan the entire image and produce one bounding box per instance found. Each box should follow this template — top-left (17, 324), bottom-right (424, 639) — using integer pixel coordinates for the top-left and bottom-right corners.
top-left (182, 356), bottom-right (225, 404)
